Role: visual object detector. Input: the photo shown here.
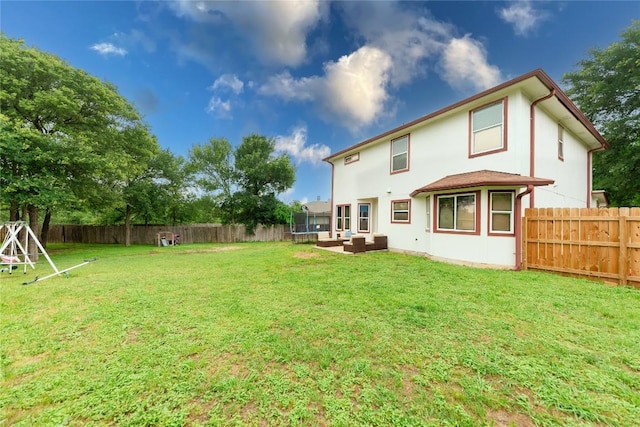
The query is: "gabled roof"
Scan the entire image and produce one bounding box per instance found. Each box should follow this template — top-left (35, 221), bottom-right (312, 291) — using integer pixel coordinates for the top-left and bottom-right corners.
top-left (302, 200), bottom-right (331, 214)
top-left (324, 68), bottom-right (607, 163)
top-left (410, 170), bottom-right (554, 197)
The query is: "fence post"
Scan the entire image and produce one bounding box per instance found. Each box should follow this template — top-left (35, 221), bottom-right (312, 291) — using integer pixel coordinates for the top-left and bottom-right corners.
top-left (619, 208), bottom-right (629, 286)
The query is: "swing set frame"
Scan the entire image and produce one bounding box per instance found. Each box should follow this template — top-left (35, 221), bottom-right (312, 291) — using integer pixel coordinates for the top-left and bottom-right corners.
top-left (0, 221), bottom-right (96, 285)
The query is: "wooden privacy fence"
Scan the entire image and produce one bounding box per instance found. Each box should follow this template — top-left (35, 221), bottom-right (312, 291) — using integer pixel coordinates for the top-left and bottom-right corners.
top-left (37, 224), bottom-right (288, 245)
top-left (522, 207), bottom-right (640, 288)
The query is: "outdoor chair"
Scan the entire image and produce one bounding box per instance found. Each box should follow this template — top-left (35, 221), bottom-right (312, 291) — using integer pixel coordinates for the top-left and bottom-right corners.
top-left (343, 235), bottom-right (366, 253)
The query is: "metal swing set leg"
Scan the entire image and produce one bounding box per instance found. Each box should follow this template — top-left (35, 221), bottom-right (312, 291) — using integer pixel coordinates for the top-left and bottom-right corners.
top-left (0, 221), bottom-right (97, 285)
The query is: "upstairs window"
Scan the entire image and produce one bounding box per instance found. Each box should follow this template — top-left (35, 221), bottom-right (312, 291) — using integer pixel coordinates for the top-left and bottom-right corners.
top-left (345, 152), bottom-right (360, 165)
top-left (391, 135), bottom-right (409, 173)
top-left (558, 125), bottom-right (564, 161)
top-left (470, 99), bottom-right (506, 157)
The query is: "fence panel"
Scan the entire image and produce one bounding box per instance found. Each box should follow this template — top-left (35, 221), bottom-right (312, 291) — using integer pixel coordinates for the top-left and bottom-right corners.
top-left (523, 207), bottom-right (640, 288)
top-left (32, 224), bottom-right (287, 245)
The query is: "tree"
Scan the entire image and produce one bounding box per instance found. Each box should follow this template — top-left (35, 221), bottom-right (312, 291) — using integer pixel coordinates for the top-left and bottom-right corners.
top-left (188, 138), bottom-right (238, 223)
top-left (234, 135), bottom-right (296, 231)
top-left (0, 35), bottom-right (159, 245)
top-left (562, 21), bottom-right (640, 206)
top-left (188, 134), bottom-right (295, 231)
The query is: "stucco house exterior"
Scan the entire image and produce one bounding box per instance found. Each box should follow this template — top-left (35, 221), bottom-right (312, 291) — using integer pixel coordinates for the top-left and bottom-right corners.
top-left (324, 69), bottom-right (608, 269)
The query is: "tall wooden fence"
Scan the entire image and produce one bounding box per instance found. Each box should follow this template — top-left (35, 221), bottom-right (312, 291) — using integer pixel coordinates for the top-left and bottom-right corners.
top-left (35, 224), bottom-right (288, 245)
top-left (522, 207), bottom-right (640, 288)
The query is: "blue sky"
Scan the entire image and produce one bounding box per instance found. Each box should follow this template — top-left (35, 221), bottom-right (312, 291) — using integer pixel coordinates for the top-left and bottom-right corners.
top-left (2, 1), bottom-right (638, 204)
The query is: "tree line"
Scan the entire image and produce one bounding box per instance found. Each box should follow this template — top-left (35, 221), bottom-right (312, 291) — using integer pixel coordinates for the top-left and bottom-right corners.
top-left (0, 35), bottom-right (297, 247)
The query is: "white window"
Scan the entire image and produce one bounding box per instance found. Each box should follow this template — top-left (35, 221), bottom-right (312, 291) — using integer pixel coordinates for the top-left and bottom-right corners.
top-left (336, 205), bottom-right (351, 231)
top-left (437, 193), bottom-right (477, 232)
top-left (489, 191), bottom-right (514, 234)
top-left (558, 125), bottom-right (564, 160)
top-left (392, 200), bottom-right (411, 223)
top-left (391, 135), bottom-right (409, 173)
top-left (471, 100), bottom-right (505, 156)
top-left (358, 203), bottom-right (370, 232)
top-left (425, 197), bottom-right (431, 231)
top-left (345, 152), bottom-right (360, 165)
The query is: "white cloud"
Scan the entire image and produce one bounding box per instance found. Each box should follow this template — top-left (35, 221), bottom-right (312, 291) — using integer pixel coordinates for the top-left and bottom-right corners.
top-left (275, 125), bottom-right (331, 165)
top-left (259, 72), bottom-right (318, 101)
top-left (91, 42), bottom-right (127, 56)
top-left (321, 46), bottom-right (392, 130)
top-left (206, 97), bottom-right (232, 118)
top-left (259, 46), bottom-right (392, 132)
top-left (170, 0), bottom-right (326, 67)
top-left (211, 74), bottom-right (244, 94)
top-left (206, 75), bottom-right (245, 118)
top-left (439, 35), bottom-right (502, 92)
top-left (499, 1), bottom-right (547, 37)
top-left (338, 3), bottom-right (451, 86)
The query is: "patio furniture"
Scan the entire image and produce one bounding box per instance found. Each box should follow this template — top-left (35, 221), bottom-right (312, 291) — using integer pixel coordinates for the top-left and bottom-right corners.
top-left (373, 234), bottom-right (388, 250)
top-left (343, 235), bottom-right (366, 253)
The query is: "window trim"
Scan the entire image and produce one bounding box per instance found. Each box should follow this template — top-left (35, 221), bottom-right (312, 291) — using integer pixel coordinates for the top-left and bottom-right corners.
top-left (357, 203), bottom-right (371, 233)
top-left (434, 191), bottom-right (481, 235)
top-left (335, 204), bottom-right (351, 231)
top-left (558, 124), bottom-right (564, 161)
top-left (391, 199), bottom-right (411, 224)
top-left (345, 152), bottom-right (360, 165)
top-left (468, 97), bottom-right (508, 158)
top-left (487, 190), bottom-right (515, 236)
top-left (390, 134), bottom-right (410, 174)
top-left (425, 197), bottom-right (431, 231)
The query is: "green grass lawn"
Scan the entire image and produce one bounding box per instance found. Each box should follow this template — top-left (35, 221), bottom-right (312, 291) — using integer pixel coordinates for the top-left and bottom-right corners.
top-left (1, 242), bottom-right (639, 426)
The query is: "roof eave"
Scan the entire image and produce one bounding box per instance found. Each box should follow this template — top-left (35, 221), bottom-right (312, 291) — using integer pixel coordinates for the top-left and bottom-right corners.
top-left (410, 179), bottom-right (555, 197)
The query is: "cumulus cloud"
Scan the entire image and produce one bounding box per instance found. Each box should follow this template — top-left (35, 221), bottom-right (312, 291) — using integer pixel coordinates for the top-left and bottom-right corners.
top-left (438, 35), bottom-right (502, 92)
top-left (211, 74), bottom-right (244, 94)
top-left (337, 2), bottom-right (451, 86)
top-left (275, 125), bottom-right (331, 165)
top-left (207, 97), bottom-right (232, 118)
top-left (170, 0), bottom-right (326, 67)
top-left (259, 46), bottom-right (392, 132)
top-left (259, 72), bottom-right (318, 101)
top-left (206, 74), bottom-right (245, 118)
top-left (499, 1), bottom-right (548, 37)
top-left (91, 42), bottom-right (127, 56)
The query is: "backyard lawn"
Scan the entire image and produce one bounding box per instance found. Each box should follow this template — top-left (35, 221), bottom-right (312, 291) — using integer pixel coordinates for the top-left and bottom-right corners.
top-left (1, 242), bottom-right (639, 426)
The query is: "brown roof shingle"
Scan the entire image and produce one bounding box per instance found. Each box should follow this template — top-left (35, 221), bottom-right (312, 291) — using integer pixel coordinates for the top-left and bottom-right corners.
top-left (410, 170), bottom-right (554, 196)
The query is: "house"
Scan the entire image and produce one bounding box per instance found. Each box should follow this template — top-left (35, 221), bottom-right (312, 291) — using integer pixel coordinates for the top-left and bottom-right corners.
top-left (323, 69), bottom-right (608, 269)
top-left (301, 199), bottom-right (331, 232)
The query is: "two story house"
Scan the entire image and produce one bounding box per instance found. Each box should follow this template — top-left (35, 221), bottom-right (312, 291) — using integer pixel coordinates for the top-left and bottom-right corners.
top-left (324, 69), bottom-right (608, 268)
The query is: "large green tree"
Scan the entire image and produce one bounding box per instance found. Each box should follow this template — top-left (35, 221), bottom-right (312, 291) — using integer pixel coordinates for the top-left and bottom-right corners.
top-left (0, 35), bottom-right (159, 245)
top-left (563, 21), bottom-right (640, 206)
top-left (188, 134), bottom-right (295, 231)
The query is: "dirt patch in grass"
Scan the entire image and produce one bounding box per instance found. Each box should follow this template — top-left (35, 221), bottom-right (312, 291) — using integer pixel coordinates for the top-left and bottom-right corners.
top-left (293, 252), bottom-right (321, 259)
top-left (122, 328), bottom-right (141, 345)
top-left (148, 246), bottom-right (244, 256)
top-left (486, 409), bottom-right (534, 427)
top-left (179, 246), bottom-right (243, 255)
top-left (9, 352), bottom-right (48, 370)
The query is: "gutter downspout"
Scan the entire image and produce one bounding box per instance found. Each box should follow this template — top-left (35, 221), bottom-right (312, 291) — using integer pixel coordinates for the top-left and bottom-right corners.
top-left (586, 146), bottom-right (606, 208)
top-left (529, 88), bottom-right (556, 208)
top-left (515, 185), bottom-right (534, 271)
top-left (329, 161), bottom-right (335, 238)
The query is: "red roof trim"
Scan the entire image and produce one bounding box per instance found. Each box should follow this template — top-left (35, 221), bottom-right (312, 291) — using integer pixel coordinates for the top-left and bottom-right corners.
top-left (410, 170), bottom-right (554, 197)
